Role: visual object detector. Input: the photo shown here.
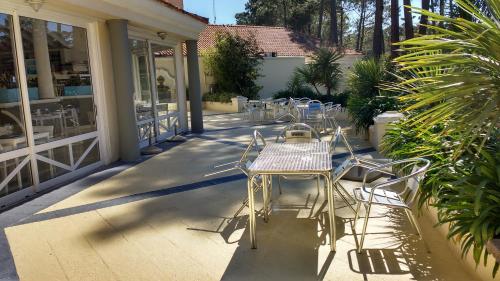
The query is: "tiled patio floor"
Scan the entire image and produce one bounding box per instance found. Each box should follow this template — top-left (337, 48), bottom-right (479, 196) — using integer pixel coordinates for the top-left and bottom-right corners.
top-left (0, 112), bottom-right (476, 281)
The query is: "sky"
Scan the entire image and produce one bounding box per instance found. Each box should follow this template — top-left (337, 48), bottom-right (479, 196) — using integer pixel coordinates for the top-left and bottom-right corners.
top-left (184, 0), bottom-right (247, 24)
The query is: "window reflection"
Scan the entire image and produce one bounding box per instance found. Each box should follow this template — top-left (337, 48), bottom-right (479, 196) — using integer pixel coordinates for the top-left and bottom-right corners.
top-left (152, 44), bottom-right (177, 135)
top-left (0, 13), bottom-right (28, 153)
top-left (129, 39), bottom-right (153, 122)
top-left (20, 17), bottom-right (97, 143)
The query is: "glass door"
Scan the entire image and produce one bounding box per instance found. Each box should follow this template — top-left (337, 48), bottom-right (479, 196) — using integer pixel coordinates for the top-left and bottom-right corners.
top-left (129, 39), bottom-right (155, 147)
top-left (150, 43), bottom-right (178, 140)
top-left (0, 12), bottom-right (33, 198)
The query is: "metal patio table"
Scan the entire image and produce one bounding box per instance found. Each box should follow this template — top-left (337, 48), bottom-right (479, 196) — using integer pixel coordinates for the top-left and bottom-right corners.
top-left (247, 142), bottom-right (337, 252)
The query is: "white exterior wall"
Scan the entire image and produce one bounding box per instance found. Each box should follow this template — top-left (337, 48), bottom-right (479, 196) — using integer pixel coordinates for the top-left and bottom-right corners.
top-left (193, 54), bottom-right (363, 100)
top-left (257, 57), bottom-right (305, 99)
top-left (337, 54), bottom-right (363, 93)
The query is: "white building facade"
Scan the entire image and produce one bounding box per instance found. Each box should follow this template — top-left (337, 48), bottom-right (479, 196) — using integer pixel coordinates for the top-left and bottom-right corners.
top-left (0, 0), bottom-right (206, 209)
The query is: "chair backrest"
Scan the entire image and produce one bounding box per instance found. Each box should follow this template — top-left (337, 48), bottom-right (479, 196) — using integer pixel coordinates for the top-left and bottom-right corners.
top-left (366, 158), bottom-right (431, 207)
top-left (276, 123), bottom-right (321, 143)
top-left (399, 158), bottom-right (431, 206)
top-left (329, 126), bottom-right (354, 156)
top-left (252, 130), bottom-right (266, 153)
top-left (237, 130), bottom-right (267, 176)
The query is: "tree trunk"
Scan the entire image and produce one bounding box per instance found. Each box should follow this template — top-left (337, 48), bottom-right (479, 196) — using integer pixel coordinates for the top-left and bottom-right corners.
top-left (390, 0), bottom-right (399, 57)
top-left (283, 0), bottom-right (288, 27)
top-left (339, 3), bottom-right (344, 47)
top-left (419, 0), bottom-right (429, 35)
top-left (373, 0), bottom-right (384, 59)
top-left (330, 0), bottom-right (339, 46)
top-left (356, 0), bottom-right (367, 51)
top-left (403, 0), bottom-right (414, 39)
top-left (318, 0), bottom-right (325, 42)
top-left (439, 0), bottom-right (445, 27)
top-left (360, 9), bottom-right (366, 51)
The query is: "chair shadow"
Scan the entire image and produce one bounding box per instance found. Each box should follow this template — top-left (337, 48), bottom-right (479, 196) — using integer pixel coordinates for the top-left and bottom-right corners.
top-left (219, 209), bottom-right (344, 281)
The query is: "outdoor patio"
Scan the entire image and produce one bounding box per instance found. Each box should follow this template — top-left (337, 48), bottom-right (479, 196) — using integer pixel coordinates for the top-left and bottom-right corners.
top-left (0, 112), bottom-right (475, 281)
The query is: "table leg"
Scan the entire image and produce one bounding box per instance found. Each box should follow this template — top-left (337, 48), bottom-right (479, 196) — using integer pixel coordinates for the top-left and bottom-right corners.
top-left (325, 173), bottom-right (336, 252)
top-left (262, 175), bottom-right (269, 222)
top-left (248, 176), bottom-right (257, 249)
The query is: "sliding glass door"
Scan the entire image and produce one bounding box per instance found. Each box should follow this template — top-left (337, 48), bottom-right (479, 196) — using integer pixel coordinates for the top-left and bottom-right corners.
top-left (0, 12), bottom-right (101, 204)
top-left (130, 39), bottom-right (179, 146)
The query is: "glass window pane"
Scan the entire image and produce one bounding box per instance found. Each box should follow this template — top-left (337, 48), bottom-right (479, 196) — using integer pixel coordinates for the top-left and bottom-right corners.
top-left (37, 145), bottom-right (70, 183)
top-left (72, 138), bottom-right (99, 169)
top-left (129, 39), bottom-right (153, 122)
top-left (0, 157), bottom-right (32, 198)
top-left (20, 17), bottom-right (97, 143)
top-left (0, 13), bottom-right (28, 153)
top-left (152, 44), bottom-right (177, 136)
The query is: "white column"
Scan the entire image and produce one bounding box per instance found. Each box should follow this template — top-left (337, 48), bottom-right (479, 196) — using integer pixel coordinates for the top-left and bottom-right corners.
top-left (174, 42), bottom-right (188, 131)
top-left (32, 19), bottom-right (55, 99)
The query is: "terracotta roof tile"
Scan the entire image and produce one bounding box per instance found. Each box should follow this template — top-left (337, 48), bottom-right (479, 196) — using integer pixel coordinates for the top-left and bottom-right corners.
top-left (155, 24), bottom-right (362, 57)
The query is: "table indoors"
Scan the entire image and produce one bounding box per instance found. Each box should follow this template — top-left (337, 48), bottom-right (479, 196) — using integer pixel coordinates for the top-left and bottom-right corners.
top-left (247, 142), bottom-right (337, 251)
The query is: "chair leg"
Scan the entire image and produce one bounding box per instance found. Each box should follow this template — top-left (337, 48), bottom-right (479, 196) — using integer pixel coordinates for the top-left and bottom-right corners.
top-left (316, 176), bottom-right (320, 194)
top-left (357, 203), bottom-right (372, 254)
top-left (407, 209), bottom-right (431, 253)
top-left (353, 201), bottom-right (362, 227)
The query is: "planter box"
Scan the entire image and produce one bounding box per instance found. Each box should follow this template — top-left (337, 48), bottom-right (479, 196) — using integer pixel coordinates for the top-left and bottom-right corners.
top-left (422, 204), bottom-right (498, 281)
top-left (0, 87), bottom-right (39, 103)
top-left (203, 101), bottom-right (238, 113)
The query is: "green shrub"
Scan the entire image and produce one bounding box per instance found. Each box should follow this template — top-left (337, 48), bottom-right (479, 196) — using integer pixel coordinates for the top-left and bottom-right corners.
top-left (202, 31), bottom-right (263, 100)
top-left (347, 58), bottom-right (399, 133)
top-left (202, 92), bottom-right (236, 103)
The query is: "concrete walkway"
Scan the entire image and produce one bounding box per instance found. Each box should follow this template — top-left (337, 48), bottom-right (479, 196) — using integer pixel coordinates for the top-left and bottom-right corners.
top-left (0, 112), bottom-right (476, 281)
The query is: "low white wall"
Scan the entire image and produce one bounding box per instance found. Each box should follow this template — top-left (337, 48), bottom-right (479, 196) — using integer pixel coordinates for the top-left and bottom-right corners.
top-left (423, 205), bottom-right (497, 281)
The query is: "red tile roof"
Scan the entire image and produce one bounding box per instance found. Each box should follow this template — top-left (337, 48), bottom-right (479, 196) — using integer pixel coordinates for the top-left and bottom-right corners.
top-left (155, 24), bottom-right (361, 57)
top-left (157, 0), bottom-right (208, 24)
top-left (197, 25), bottom-right (318, 57)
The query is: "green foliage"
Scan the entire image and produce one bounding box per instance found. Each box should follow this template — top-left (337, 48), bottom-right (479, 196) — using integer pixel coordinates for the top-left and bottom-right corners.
top-left (382, 122), bottom-right (500, 277)
top-left (381, 1), bottom-right (500, 276)
top-left (391, 0), bottom-right (500, 157)
top-left (347, 58), bottom-right (399, 133)
top-left (202, 31), bottom-right (263, 100)
top-left (202, 92), bottom-right (236, 103)
top-left (295, 48), bottom-right (343, 95)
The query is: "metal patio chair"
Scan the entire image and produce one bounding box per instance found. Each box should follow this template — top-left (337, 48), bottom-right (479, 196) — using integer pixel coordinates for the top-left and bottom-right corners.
top-left (275, 123), bottom-right (322, 194)
top-left (206, 130), bottom-right (268, 218)
top-left (353, 158), bottom-right (431, 253)
top-left (329, 126), bottom-right (394, 213)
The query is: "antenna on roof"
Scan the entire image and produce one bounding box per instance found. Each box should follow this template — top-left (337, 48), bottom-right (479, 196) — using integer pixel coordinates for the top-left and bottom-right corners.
top-left (213, 0), bottom-right (217, 24)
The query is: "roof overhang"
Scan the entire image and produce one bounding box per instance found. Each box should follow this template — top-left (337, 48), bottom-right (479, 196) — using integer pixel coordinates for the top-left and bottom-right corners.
top-left (56, 0), bottom-right (207, 40)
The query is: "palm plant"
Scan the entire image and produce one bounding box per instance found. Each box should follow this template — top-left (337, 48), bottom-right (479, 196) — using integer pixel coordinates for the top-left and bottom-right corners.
top-left (295, 48), bottom-right (343, 95)
top-left (347, 58), bottom-right (399, 133)
top-left (311, 48), bottom-right (343, 95)
top-left (392, 0), bottom-right (500, 157)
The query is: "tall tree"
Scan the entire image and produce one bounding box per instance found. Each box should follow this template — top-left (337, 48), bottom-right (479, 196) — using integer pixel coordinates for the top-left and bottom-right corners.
top-left (403, 0), bottom-right (414, 39)
top-left (439, 0), bottom-right (445, 26)
top-left (330, 0), bottom-right (339, 46)
top-left (356, 0), bottom-right (367, 50)
top-left (419, 0), bottom-right (430, 34)
top-left (318, 0), bottom-right (325, 42)
top-left (339, 3), bottom-right (345, 46)
top-left (390, 0), bottom-right (399, 57)
top-left (283, 0), bottom-right (288, 27)
top-left (373, 0), bottom-right (384, 58)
